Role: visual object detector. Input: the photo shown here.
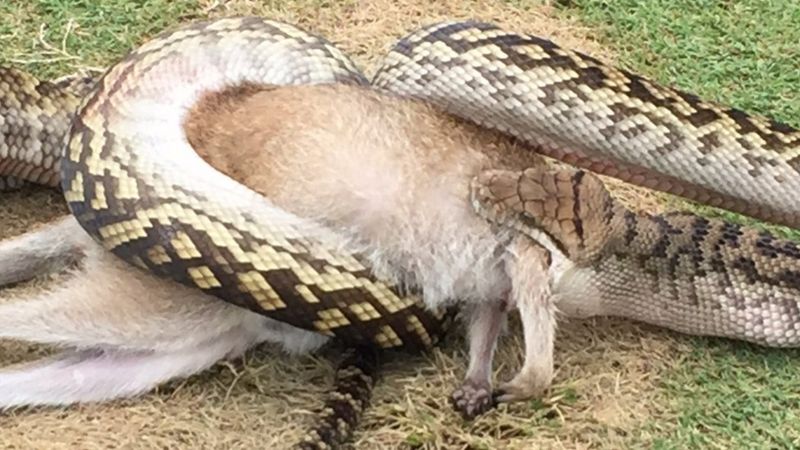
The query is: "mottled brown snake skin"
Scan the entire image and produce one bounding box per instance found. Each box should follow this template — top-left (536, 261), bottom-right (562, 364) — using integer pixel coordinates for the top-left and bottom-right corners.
top-left (1, 15), bottom-right (799, 448)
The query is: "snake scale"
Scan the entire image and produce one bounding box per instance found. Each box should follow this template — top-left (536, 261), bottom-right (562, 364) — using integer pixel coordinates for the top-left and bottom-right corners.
top-left (1, 15), bottom-right (799, 448)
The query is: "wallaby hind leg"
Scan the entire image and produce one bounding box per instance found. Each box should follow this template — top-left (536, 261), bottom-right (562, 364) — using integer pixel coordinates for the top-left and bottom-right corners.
top-left (0, 210), bottom-right (330, 409)
top-left (0, 237), bottom-right (328, 352)
top-left (450, 298), bottom-right (510, 419)
top-left (0, 215), bottom-right (86, 287)
top-left (0, 325), bottom-right (260, 409)
top-left (0, 230), bottom-right (329, 409)
top-left (0, 213), bottom-right (260, 350)
top-left (0, 272), bottom-right (328, 409)
top-left (0, 213), bottom-right (328, 352)
top-left (495, 236), bottom-right (556, 403)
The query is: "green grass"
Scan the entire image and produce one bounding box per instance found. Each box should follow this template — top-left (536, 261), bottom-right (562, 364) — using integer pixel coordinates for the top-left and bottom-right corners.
top-left (557, 0), bottom-right (800, 241)
top-left (560, 1), bottom-right (800, 447)
top-left (654, 340), bottom-right (800, 449)
top-left (0, 0), bottom-right (197, 79)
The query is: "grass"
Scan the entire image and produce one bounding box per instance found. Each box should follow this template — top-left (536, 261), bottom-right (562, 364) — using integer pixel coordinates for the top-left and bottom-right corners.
top-left (559, 1), bottom-right (800, 447)
top-left (654, 340), bottom-right (800, 448)
top-left (0, 0), bottom-right (197, 78)
top-left (1, 1), bottom-right (799, 449)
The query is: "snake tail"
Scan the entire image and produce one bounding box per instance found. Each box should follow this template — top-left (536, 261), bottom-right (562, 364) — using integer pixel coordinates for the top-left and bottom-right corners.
top-left (294, 346), bottom-right (380, 450)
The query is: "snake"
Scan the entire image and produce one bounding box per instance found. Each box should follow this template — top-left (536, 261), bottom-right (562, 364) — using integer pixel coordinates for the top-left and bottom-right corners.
top-left (1, 15), bottom-right (799, 448)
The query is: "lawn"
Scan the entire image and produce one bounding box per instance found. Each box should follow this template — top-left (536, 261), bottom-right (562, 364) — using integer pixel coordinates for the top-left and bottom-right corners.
top-left (0, 0), bottom-right (798, 449)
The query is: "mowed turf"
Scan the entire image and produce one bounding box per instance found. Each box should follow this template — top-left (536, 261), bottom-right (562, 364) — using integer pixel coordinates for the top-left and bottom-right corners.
top-left (0, 1), bottom-right (797, 448)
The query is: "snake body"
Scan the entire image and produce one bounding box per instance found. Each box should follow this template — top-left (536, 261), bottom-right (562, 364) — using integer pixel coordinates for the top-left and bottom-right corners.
top-left (0, 68), bottom-right (81, 189)
top-left (1, 15), bottom-right (800, 448)
top-left (375, 21), bottom-right (800, 229)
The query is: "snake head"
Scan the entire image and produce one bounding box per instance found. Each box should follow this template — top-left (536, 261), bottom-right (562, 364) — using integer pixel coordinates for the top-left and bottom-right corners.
top-left (470, 166), bottom-right (619, 266)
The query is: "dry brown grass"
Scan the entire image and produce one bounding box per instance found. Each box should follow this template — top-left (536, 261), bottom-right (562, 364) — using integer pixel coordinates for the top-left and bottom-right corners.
top-left (1, 1), bottom-right (688, 448)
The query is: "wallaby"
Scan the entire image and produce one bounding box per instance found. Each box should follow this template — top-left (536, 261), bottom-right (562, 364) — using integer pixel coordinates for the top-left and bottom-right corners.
top-left (0, 82), bottom-right (556, 418)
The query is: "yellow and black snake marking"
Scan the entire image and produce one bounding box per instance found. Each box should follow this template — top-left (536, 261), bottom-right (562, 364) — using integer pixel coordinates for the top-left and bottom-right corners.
top-left (0, 67), bottom-right (83, 189)
top-left (61, 17), bottom-right (449, 353)
top-left (294, 346), bottom-right (379, 450)
top-left (472, 166), bottom-right (800, 347)
top-left (0, 69), bottom-right (96, 192)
